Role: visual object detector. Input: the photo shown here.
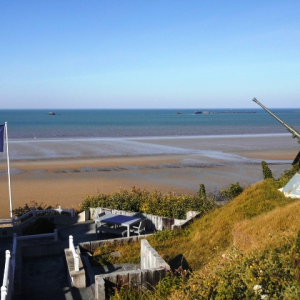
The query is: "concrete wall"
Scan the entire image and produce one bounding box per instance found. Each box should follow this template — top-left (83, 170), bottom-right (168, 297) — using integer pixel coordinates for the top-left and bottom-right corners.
top-left (77, 210), bottom-right (90, 222)
top-left (90, 207), bottom-right (199, 231)
top-left (140, 239), bottom-right (170, 270)
top-left (95, 267), bottom-right (166, 300)
top-left (0, 226), bottom-right (14, 238)
top-left (13, 240), bottom-right (64, 298)
top-left (7, 214), bottom-right (77, 237)
top-left (93, 239), bottom-right (170, 300)
top-left (65, 248), bottom-right (86, 289)
top-left (79, 234), bottom-right (150, 253)
top-left (0, 213), bottom-right (77, 239)
top-left (22, 241), bottom-right (62, 258)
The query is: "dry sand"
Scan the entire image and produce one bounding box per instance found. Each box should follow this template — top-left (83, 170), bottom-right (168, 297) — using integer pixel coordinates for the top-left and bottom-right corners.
top-left (0, 134), bottom-right (297, 218)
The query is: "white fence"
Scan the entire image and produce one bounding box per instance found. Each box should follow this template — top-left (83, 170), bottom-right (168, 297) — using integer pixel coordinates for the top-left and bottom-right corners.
top-left (1, 234), bottom-right (17, 300)
top-left (0, 206), bottom-right (73, 300)
top-left (0, 206), bottom-right (74, 228)
top-left (69, 235), bottom-right (79, 272)
top-left (1, 230), bottom-right (59, 300)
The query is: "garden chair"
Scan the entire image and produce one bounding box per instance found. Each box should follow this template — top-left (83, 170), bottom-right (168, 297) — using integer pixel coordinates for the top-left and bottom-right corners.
top-left (131, 218), bottom-right (146, 236)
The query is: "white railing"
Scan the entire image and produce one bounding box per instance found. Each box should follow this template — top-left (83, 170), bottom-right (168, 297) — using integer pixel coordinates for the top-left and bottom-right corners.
top-left (1, 229), bottom-right (59, 300)
top-left (17, 229), bottom-right (58, 241)
top-left (1, 234), bottom-right (17, 300)
top-left (1, 250), bottom-right (11, 300)
top-left (69, 235), bottom-right (79, 272)
top-left (0, 206), bottom-right (74, 228)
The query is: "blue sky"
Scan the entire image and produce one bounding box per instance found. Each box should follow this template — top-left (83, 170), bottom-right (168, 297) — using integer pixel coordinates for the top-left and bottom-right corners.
top-left (1, 1), bottom-right (299, 109)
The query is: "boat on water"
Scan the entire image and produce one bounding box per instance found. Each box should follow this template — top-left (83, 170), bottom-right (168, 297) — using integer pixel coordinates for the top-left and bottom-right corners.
top-left (194, 111), bottom-right (202, 114)
top-left (49, 112), bottom-right (56, 115)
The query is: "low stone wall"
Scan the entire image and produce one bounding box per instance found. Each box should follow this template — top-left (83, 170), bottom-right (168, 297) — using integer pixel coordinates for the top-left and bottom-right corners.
top-left (79, 234), bottom-right (150, 253)
top-left (89, 238), bottom-right (170, 300)
top-left (89, 207), bottom-right (199, 231)
top-left (172, 211), bottom-right (202, 230)
top-left (95, 267), bottom-right (166, 300)
top-left (13, 214), bottom-right (77, 236)
top-left (65, 248), bottom-right (86, 288)
top-left (141, 239), bottom-right (170, 270)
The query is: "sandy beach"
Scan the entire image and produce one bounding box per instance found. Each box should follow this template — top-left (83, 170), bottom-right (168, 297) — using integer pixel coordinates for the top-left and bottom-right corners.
top-left (0, 134), bottom-right (297, 218)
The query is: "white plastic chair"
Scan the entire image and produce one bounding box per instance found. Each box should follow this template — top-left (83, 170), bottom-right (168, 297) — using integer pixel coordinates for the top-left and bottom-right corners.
top-left (131, 219), bottom-right (146, 235)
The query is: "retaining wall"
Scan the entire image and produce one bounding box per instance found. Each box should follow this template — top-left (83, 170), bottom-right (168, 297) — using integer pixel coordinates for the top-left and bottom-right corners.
top-left (79, 234), bottom-right (151, 253)
top-left (87, 207), bottom-right (200, 231)
top-left (0, 209), bottom-right (77, 239)
top-left (93, 239), bottom-right (170, 300)
top-left (140, 239), bottom-right (170, 269)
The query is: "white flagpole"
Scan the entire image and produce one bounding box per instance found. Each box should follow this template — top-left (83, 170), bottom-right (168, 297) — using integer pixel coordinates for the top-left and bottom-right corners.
top-left (5, 122), bottom-right (13, 218)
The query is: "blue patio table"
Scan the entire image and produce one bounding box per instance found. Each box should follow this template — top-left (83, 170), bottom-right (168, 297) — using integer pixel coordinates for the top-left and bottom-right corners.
top-left (95, 213), bottom-right (141, 238)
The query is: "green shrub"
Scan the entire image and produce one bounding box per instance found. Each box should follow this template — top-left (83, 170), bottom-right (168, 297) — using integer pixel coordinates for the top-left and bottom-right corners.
top-left (278, 162), bottom-right (300, 187)
top-left (22, 217), bottom-right (56, 235)
top-left (186, 239), bottom-right (300, 300)
top-left (110, 267), bottom-right (189, 300)
top-left (261, 161), bottom-right (274, 179)
top-left (198, 184), bottom-right (206, 199)
top-left (12, 201), bottom-right (55, 218)
top-left (80, 187), bottom-right (217, 219)
top-left (220, 182), bottom-right (244, 200)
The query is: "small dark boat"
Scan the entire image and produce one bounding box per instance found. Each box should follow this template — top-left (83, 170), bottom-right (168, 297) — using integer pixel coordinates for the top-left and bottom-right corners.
top-left (194, 111), bottom-right (202, 114)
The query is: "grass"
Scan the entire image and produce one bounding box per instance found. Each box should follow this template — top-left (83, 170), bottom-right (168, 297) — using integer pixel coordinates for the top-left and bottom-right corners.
top-left (92, 179), bottom-right (299, 270)
top-left (92, 164), bottom-right (300, 299)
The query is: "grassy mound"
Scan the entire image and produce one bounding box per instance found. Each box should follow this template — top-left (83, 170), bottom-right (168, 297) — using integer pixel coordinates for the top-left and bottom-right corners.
top-left (93, 164), bottom-right (300, 299)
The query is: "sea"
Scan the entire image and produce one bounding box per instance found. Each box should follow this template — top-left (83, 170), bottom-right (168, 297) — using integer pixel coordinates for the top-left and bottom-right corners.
top-left (0, 108), bottom-right (299, 161)
top-left (1, 108), bottom-right (300, 139)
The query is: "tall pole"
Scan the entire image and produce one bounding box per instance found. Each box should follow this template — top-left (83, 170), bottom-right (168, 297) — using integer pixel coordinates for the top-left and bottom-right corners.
top-left (5, 122), bottom-right (13, 218)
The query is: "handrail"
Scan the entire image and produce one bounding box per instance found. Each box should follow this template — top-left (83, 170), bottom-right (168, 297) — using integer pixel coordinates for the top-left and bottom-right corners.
top-left (69, 235), bottom-right (79, 271)
top-left (11, 234), bottom-right (17, 283)
top-left (1, 250), bottom-right (11, 300)
top-left (1, 233), bottom-right (17, 300)
top-left (17, 229), bottom-right (58, 241)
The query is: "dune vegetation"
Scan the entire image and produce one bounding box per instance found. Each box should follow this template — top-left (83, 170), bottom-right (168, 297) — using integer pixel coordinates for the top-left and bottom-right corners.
top-left (90, 162), bottom-right (300, 299)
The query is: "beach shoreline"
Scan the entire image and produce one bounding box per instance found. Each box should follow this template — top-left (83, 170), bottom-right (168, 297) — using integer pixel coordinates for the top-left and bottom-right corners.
top-left (0, 134), bottom-right (297, 218)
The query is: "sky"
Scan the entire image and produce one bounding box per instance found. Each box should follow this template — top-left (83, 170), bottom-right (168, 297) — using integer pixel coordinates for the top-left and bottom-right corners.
top-left (1, 1), bottom-right (299, 109)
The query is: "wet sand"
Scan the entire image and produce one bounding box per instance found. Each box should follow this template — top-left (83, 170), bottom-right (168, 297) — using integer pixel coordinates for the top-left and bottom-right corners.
top-left (0, 134), bottom-right (297, 218)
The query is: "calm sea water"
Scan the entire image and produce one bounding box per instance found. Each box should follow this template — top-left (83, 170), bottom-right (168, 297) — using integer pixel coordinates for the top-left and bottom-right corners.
top-left (0, 108), bottom-right (300, 139)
